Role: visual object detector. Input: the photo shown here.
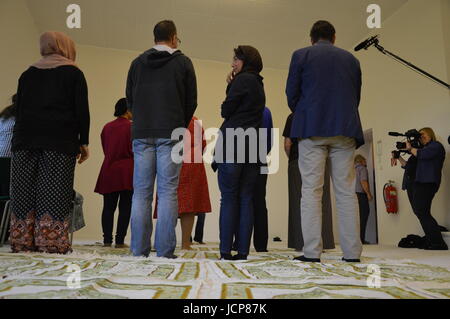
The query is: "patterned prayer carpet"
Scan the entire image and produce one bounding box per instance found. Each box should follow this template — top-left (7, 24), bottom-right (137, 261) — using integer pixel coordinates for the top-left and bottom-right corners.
top-left (0, 243), bottom-right (449, 299)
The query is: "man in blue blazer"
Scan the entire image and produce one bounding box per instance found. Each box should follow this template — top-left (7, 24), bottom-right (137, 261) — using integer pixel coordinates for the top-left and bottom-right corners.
top-left (286, 20), bottom-right (364, 263)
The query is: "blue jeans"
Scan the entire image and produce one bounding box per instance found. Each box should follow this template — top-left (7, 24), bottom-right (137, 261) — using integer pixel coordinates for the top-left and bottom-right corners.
top-left (218, 163), bottom-right (259, 256)
top-left (130, 138), bottom-right (182, 257)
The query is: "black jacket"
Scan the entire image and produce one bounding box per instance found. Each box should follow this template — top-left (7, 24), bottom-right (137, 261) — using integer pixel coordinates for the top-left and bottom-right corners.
top-left (12, 65), bottom-right (90, 156)
top-left (126, 48), bottom-right (197, 140)
top-left (213, 72), bottom-right (266, 169)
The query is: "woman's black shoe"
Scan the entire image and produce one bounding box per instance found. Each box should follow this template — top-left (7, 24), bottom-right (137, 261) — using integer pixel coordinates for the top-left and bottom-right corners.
top-left (232, 254), bottom-right (247, 260)
top-left (342, 257), bottom-right (361, 263)
top-left (220, 253), bottom-right (233, 260)
top-left (293, 255), bottom-right (320, 263)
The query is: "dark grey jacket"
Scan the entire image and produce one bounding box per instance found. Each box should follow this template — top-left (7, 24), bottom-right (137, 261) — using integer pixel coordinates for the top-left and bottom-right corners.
top-left (126, 48), bottom-right (197, 140)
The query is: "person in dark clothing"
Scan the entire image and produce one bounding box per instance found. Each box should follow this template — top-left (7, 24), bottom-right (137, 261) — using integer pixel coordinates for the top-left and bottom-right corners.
top-left (0, 95), bottom-right (17, 243)
top-left (126, 20), bottom-right (197, 259)
top-left (213, 45), bottom-right (266, 261)
top-left (192, 213), bottom-right (206, 244)
top-left (354, 155), bottom-right (373, 244)
top-left (283, 113), bottom-right (335, 252)
top-left (392, 127), bottom-right (447, 250)
top-left (251, 106), bottom-right (273, 252)
top-left (95, 98), bottom-right (133, 248)
top-left (10, 31), bottom-right (90, 254)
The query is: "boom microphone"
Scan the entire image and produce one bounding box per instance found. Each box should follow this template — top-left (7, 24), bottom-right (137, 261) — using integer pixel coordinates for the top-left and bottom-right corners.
top-left (354, 35), bottom-right (379, 52)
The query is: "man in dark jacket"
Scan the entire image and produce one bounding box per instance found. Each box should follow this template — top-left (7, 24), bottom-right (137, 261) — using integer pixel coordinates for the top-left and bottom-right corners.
top-left (286, 20), bottom-right (364, 263)
top-left (126, 20), bottom-right (197, 258)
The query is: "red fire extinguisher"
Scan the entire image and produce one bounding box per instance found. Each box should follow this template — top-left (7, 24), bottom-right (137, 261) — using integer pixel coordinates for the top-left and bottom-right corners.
top-left (383, 181), bottom-right (398, 214)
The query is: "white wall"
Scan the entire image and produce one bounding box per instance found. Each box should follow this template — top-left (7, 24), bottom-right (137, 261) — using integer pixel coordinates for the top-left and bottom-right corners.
top-left (0, 0), bottom-right (40, 107)
top-left (355, 0), bottom-right (450, 244)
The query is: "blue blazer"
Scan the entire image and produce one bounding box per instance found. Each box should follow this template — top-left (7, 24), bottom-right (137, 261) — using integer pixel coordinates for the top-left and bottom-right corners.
top-left (286, 40), bottom-right (364, 148)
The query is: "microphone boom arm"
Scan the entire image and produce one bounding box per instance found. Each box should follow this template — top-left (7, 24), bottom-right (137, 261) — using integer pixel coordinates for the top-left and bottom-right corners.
top-left (370, 39), bottom-right (450, 90)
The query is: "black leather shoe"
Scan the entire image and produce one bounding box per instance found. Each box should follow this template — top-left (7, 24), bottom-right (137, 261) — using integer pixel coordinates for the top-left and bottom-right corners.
top-left (342, 257), bottom-right (361, 263)
top-left (220, 253), bottom-right (233, 260)
top-left (232, 254), bottom-right (247, 260)
top-left (164, 254), bottom-right (178, 259)
top-left (293, 255), bottom-right (320, 262)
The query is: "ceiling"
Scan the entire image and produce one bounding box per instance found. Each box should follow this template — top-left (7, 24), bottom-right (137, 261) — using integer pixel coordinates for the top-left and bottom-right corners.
top-left (25, 0), bottom-right (409, 69)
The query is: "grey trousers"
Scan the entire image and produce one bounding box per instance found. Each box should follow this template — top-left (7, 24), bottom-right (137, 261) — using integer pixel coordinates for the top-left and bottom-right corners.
top-left (298, 137), bottom-right (362, 259)
top-left (288, 159), bottom-right (335, 250)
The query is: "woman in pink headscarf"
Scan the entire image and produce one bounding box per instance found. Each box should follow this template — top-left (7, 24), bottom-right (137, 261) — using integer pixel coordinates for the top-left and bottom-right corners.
top-left (9, 31), bottom-right (90, 254)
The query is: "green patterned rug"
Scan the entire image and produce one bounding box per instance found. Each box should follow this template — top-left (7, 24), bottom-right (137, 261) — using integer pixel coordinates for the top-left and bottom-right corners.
top-left (0, 244), bottom-right (449, 299)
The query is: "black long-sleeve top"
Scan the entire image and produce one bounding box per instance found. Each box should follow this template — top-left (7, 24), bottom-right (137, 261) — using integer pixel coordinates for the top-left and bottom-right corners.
top-left (212, 72), bottom-right (265, 170)
top-left (12, 65), bottom-right (90, 156)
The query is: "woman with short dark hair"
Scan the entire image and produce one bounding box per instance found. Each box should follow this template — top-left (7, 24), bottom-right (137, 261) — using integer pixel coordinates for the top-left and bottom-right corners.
top-left (213, 45), bottom-right (265, 260)
top-left (10, 31), bottom-right (90, 254)
top-left (95, 98), bottom-right (133, 248)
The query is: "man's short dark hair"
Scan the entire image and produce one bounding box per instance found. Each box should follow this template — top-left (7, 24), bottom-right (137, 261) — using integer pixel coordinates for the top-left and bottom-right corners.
top-left (310, 20), bottom-right (335, 43)
top-left (154, 20), bottom-right (177, 43)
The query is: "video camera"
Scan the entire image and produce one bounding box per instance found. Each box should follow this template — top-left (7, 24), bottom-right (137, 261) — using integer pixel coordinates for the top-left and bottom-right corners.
top-left (389, 129), bottom-right (423, 159)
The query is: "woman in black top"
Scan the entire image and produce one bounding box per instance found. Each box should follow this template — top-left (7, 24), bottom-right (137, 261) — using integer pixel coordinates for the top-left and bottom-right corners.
top-left (213, 46), bottom-right (265, 260)
top-left (10, 31), bottom-right (90, 254)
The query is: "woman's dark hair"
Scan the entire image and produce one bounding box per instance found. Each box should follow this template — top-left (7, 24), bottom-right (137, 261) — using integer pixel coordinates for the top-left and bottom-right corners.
top-left (0, 94), bottom-right (17, 119)
top-left (233, 45), bottom-right (263, 74)
top-left (154, 20), bottom-right (177, 43)
top-left (114, 98), bottom-right (128, 117)
top-left (310, 20), bottom-right (336, 43)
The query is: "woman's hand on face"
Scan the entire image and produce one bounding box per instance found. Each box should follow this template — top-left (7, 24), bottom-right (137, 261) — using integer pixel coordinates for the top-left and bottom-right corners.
top-left (226, 71), bottom-right (235, 84)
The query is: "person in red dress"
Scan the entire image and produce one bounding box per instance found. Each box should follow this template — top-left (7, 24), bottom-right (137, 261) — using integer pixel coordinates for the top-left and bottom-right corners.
top-left (154, 116), bottom-right (212, 250)
top-left (95, 98), bottom-right (133, 248)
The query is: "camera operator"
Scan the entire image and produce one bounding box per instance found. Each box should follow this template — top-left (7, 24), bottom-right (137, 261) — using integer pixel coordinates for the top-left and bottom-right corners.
top-left (391, 127), bottom-right (447, 250)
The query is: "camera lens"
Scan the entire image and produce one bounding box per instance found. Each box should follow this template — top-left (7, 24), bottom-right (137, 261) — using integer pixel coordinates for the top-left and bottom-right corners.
top-left (396, 142), bottom-right (406, 149)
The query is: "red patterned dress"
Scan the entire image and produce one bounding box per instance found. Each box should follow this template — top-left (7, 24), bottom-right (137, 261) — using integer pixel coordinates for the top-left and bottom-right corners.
top-left (154, 117), bottom-right (211, 216)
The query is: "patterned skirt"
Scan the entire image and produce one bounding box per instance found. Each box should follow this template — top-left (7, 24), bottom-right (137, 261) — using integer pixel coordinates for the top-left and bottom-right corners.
top-left (9, 149), bottom-right (76, 254)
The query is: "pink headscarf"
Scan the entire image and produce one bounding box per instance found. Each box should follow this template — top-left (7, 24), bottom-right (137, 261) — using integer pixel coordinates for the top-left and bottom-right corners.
top-left (32, 31), bottom-right (78, 69)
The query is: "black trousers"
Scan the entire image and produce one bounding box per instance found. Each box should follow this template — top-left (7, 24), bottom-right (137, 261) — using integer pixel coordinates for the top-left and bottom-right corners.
top-left (406, 182), bottom-right (446, 247)
top-left (193, 213), bottom-right (206, 243)
top-left (357, 192), bottom-right (370, 243)
top-left (101, 190), bottom-right (132, 245)
top-left (253, 172), bottom-right (268, 251)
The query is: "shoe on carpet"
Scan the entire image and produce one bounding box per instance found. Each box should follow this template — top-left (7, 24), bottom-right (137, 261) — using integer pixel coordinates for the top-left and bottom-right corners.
top-left (342, 257), bottom-right (361, 263)
top-left (115, 244), bottom-right (129, 249)
top-left (220, 253), bottom-right (233, 260)
top-left (103, 243), bottom-right (112, 247)
top-left (255, 249), bottom-right (268, 252)
top-left (162, 254), bottom-right (178, 259)
top-left (232, 254), bottom-right (247, 260)
top-left (293, 255), bottom-right (320, 262)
